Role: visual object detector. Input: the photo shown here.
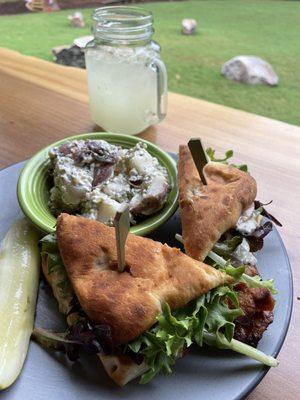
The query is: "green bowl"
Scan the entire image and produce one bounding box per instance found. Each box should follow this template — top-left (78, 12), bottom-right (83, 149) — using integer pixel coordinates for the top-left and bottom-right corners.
top-left (17, 132), bottom-right (178, 236)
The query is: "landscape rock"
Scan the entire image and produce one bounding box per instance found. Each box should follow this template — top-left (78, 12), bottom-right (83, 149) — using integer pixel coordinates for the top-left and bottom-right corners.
top-left (73, 35), bottom-right (94, 49)
top-left (52, 45), bottom-right (85, 69)
top-left (68, 11), bottom-right (85, 28)
top-left (181, 19), bottom-right (197, 35)
top-left (221, 56), bottom-right (278, 86)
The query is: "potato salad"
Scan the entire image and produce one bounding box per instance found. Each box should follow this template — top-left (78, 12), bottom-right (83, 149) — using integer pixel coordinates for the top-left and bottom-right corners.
top-left (48, 140), bottom-right (170, 225)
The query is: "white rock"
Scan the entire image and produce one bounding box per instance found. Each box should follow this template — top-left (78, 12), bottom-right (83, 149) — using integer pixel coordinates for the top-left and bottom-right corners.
top-left (221, 56), bottom-right (278, 86)
top-left (68, 11), bottom-right (85, 28)
top-left (73, 35), bottom-right (94, 48)
top-left (181, 19), bottom-right (197, 35)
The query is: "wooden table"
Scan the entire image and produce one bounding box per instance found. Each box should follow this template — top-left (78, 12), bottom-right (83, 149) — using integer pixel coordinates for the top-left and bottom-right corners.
top-left (0, 47), bottom-right (299, 399)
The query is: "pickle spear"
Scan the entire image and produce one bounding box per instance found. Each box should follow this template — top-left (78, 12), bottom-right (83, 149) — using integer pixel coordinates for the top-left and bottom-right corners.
top-left (0, 219), bottom-right (40, 390)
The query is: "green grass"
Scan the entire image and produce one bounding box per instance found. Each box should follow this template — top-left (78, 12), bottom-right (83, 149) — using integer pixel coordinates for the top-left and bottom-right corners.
top-left (1, 0), bottom-right (300, 125)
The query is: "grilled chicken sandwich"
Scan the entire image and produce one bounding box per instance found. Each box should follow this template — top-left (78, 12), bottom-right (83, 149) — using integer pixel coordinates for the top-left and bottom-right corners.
top-left (36, 212), bottom-right (277, 386)
top-left (178, 145), bottom-right (279, 347)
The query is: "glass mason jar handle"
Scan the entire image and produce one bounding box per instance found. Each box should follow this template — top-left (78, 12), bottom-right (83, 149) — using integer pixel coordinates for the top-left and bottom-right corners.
top-left (151, 57), bottom-right (168, 122)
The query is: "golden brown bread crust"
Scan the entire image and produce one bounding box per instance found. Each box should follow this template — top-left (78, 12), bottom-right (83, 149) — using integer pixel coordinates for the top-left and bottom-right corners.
top-left (178, 145), bottom-right (257, 261)
top-left (56, 213), bottom-right (232, 345)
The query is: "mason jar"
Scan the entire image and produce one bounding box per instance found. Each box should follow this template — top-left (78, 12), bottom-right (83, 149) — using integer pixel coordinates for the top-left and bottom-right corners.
top-left (85, 6), bottom-right (167, 135)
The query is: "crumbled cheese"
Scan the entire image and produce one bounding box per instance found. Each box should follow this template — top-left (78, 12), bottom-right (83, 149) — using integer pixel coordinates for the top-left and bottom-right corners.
top-left (236, 204), bottom-right (263, 235)
top-left (233, 238), bottom-right (257, 265)
top-left (51, 157), bottom-right (93, 209)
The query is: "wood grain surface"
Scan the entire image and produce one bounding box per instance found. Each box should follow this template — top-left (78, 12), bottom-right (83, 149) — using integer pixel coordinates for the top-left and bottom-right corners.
top-left (0, 47), bottom-right (299, 399)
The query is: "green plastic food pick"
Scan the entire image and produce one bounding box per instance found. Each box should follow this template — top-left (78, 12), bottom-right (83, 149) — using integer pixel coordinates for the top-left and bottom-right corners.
top-left (188, 138), bottom-right (208, 185)
top-left (114, 204), bottom-right (130, 272)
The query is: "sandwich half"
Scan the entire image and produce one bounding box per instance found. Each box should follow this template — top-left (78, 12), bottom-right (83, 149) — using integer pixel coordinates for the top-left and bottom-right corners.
top-left (39, 213), bottom-right (233, 385)
top-left (178, 145), bottom-right (257, 261)
top-left (178, 145), bottom-right (276, 347)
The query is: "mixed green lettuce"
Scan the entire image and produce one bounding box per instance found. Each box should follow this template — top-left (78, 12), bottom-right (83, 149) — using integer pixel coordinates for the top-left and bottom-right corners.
top-left (206, 148), bottom-right (248, 172)
top-left (40, 234), bottom-right (74, 306)
top-left (127, 282), bottom-right (277, 383)
top-left (212, 236), bottom-right (243, 257)
top-left (207, 250), bottom-right (277, 295)
top-left (40, 233), bottom-right (64, 275)
top-left (127, 288), bottom-right (241, 384)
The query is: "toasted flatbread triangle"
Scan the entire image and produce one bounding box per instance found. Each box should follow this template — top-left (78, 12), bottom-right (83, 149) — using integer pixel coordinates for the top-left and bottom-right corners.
top-left (178, 145), bottom-right (257, 261)
top-left (57, 213), bottom-right (232, 345)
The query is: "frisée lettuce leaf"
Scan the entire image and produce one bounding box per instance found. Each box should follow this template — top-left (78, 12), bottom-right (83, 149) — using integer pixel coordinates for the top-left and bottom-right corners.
top-left (126, 281), bottom-right (278, 384)
top-left (240, 274), bottom-right (277, 295)
top-left (208, 250), bottom-right (277, 294)
top-left (176, 234), bottom-right (277, 296)
top-left (206, 148), bottom-right (248, 172)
